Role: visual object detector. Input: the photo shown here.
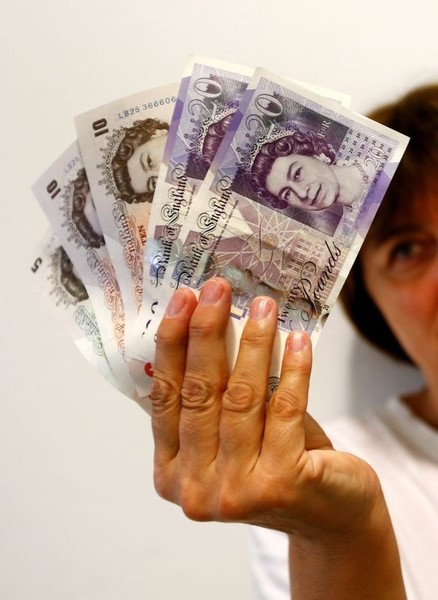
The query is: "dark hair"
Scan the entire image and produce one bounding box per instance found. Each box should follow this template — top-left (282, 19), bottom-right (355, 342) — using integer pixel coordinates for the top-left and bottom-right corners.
top-left (340, 83), bottom-right (438, 363)
top-left (112, 118), bottom-right (169, 204)
top-left (250, 129), bottom-right (337, 208)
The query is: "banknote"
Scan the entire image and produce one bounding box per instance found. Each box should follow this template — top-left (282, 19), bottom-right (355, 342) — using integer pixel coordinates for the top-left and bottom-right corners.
top-left (130, 56), bottom-right (253, 361)
top-left (32, 141), bottom-right (136, 396)
top-left (30, 229), bottom-right (124, 394)
top-left (159, 68), bottom-right (409, 388)
top-left (75, 84), bottom-right (178, 357)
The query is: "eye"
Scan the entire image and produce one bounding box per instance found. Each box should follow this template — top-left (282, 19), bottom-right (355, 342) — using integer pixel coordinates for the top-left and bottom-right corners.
top-left (293, 167), bottom-right (301, 181)
top-left (281, 187), bottom-right (293, 203)
top-left (147, 176), bottom-right (157, 193)
top-left (389, 238), bottom-right (434, 263)
top-left (391, 240), bottom-right (420, 261)
top-left (147, 154), bottom-right (153, 168)
top-left (385, 234), bottom-right (437, 277)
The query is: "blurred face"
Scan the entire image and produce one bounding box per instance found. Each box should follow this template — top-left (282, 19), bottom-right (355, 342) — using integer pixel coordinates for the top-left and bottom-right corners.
top-left (361, 191), bottom-right (438, 386)
top-left (126, 130), bottom-right (167, 194)
top-left (265, 154), bottom-right (340, 210)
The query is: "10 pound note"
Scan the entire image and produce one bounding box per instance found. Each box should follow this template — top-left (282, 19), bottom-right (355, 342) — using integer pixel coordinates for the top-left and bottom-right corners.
top-left (75, 84), bottom-right (178, 358)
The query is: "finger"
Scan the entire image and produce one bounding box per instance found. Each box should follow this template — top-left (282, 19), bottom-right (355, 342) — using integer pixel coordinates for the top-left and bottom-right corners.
top-left (217, 296), bottom-right (278, 470)
top-left (261, 331), bottom-right (312, 469)
top-left (178, 278), bottom-right (232, 468)
top-left (151, 287), bottom-right (198, 465)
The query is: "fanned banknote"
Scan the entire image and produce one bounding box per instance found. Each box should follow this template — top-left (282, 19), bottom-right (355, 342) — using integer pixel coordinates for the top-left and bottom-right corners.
top-left (30, 229), bottom-right (124, 393)
top-left (75, 84), bottom-right (178, 357)
top-left (32, 58), bottom-right (410, 403)
top-left (157, 68), bottom-right (409, 388)
top-left (131, 56), bottom-right (253, 362)
top-left (32, 142), bottom-right (136, 396)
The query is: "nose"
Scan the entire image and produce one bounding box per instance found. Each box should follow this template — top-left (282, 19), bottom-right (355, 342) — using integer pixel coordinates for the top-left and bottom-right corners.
top-left (290, 180), bottom-right (309, 201)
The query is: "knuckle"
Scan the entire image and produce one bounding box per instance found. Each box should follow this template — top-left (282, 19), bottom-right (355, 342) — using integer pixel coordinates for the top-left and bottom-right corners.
top-left (283, 356), bottom-right (311, 378)
top-left (222, 380), bottom-right (258, 413)
top-left (155, 322), bottom-right (179, 348)
top-left (216, 479), bottom-right (266, 522)
top-left (153, 462), bottom-right (178, 503)
top-left (153, 469), bottom-right (171, 500)
top-left (239, 326), bottom-right (268, 350)
top-left (180, 373), bottom-right (216, 411)
top-left (149, 374), bottom-right (180, 413)
top-left (154, 470), bottom-right (216, 522)
top-left (269, 388), bottom-right (303, 420)
top-left (216, 485), bottom-right (244, 521)
top-left (180, 482), bottom-right (212, 522)
top-left (188, 317), bottom-right (220, 340)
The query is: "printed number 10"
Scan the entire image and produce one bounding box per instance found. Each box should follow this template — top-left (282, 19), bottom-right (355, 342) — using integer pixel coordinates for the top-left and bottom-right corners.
top-left (93, 118), bottom-right (109, 137)
top-left (47, 180), bottom-right (60, 199)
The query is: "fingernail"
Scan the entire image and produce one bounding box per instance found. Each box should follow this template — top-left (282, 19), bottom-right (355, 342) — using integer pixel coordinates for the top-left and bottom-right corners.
top-left (199, 279), bottom-right (223, 305)
top-left (165, 290), bottom-right (187, 317)
top-left (250, 297), bottom-right (274, 321)
top-left (286, 331), bottom-right (308, 353)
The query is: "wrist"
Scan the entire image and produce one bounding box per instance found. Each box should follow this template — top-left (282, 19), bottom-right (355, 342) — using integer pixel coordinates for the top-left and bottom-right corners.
top-left (288, 486), bottom-right (406, 599)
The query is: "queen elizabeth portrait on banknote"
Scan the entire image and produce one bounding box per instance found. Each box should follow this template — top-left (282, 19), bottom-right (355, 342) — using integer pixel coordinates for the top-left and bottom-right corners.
top-left (70, 167), bottom-right (105, 249)
top-left (248, 127), bottom-right (373, 235)
top-left (111, 118), bottom-right (169, 204)
top-left (57, 246), bottom-right (89, 303)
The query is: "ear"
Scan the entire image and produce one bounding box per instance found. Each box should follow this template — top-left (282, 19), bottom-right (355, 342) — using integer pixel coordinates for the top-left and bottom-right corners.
top-left (315, 152), bottom-right (332, 164)
top-left (152, 128), bottom-right (168, 138)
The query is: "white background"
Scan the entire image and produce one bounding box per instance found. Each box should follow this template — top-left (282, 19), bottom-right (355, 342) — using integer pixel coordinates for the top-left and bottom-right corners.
top-left (0, 1), bottom-right (432, 598)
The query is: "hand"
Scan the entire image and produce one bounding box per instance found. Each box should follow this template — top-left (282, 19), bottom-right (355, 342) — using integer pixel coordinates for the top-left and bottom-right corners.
top-left (150, 277), bottom-right (406, 599)
top-left (151, 277), bottom-right (380, 535)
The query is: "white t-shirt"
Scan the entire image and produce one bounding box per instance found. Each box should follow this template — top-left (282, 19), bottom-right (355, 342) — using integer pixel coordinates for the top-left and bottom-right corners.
top-left (249, 397), bottom-right (438, 600)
